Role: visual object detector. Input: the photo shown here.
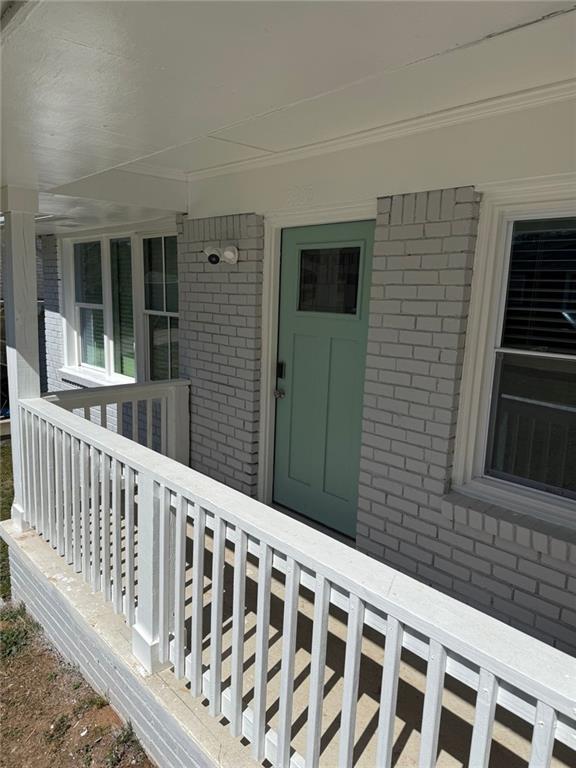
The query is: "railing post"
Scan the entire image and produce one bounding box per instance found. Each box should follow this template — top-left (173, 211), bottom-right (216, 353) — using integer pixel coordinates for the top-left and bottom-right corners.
top-left (1, 189), bottom-right (41, 532)
top-left (131, 472), bottom-right (165, 673)
top-left (167, 383), bottom-right (190, 465)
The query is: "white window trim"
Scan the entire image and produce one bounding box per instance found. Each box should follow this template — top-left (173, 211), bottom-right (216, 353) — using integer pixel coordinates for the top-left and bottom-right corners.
top-left (453, 177), bottom-right (576, 529)
top-left (60, 225), bottom-right (177, 387)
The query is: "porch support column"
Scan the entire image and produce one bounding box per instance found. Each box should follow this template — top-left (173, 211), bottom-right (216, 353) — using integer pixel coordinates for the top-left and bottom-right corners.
top-left (1, 186), bottom-right (40, 532)
top-left (132, 473), bottom-right (165, 674)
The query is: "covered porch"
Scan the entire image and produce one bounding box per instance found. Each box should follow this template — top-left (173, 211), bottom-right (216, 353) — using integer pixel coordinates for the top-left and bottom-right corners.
top-left (0, 364), bottom-right (574, 766)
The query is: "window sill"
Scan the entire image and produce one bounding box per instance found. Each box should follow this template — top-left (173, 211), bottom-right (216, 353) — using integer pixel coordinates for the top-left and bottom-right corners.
top-left (59, 366), bottom-right (136, 389)
top-left (452, 476), bottom-right (576, 536)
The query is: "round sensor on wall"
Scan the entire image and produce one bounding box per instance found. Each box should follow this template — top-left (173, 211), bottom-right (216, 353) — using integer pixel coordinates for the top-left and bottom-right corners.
top-left (205, 247), bottom-right (221, 265)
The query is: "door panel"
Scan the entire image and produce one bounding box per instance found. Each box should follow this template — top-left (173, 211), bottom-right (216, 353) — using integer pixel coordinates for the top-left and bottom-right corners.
top-left (273, 221), bottom-right (374, 537)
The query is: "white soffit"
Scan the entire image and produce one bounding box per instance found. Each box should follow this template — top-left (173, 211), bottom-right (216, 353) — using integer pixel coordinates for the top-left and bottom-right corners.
top-left (3, 0), bottom-right (575, 227)
top-left (212, 12), bottom-right (576, 156)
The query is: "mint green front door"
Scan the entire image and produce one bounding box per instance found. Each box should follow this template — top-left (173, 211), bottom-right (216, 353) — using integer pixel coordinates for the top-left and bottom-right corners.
top-left (273, 221), bottom-right (374, 537)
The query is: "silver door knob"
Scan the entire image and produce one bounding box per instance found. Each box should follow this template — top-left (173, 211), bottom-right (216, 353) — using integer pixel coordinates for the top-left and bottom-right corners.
top-left (273, 389), bottom-right (286, 399)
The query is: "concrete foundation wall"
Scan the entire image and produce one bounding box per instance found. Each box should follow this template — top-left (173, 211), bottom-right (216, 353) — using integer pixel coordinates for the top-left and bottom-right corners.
top-left (8, 536), bottom-right (220, 768)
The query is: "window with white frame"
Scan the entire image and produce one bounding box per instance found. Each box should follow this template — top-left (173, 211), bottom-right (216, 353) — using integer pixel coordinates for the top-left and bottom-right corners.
top-left (143, 235), bottom-right (179, 380)
top-left (70, 237), bottom-right (135, 379)
top-left (456, 201), bottom-right (576, 517)
top-left (484, 217), bottom-right (575, 499)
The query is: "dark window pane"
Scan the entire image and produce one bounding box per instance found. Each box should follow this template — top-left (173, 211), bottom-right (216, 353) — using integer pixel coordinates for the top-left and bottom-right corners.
top-left (501, 218), bottom-right (576, 355)
top-left (165, 236), bottom-right (179, 313)
top-left (144, 237), bottom-right (164, 311)
top-left (170, 318), bottom-right (179, 378)
top-left (79, 308), bottom-right (105, 368)
top-left (298, 247), bottom-right (360, 314)
top-left (148, 315), bottom-right (169, 380)
top-left (111, 238), bottom-right (135, 377)
top-left (486, 353), bottom-right (576, 498)
top-left (74, 242), bottom-right (102, 304)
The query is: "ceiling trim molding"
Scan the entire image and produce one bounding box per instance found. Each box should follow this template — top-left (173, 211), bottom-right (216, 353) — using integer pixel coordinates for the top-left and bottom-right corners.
top-left (185, 78), bottom-right (576, 182)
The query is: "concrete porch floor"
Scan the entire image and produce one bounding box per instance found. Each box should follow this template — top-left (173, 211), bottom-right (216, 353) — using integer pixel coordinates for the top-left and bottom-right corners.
top-left (2, 517), bottom-right (574, 768)
top-left (185, 528), bottom-right (574, 768)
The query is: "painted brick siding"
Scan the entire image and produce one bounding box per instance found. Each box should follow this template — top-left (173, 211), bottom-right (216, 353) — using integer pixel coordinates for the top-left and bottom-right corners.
top-left (39, 234), bottom-right (78, 393)
top-left (356, 187), bottom-right (576, 655)
top-left (177, 213), bottom-right (264, 496)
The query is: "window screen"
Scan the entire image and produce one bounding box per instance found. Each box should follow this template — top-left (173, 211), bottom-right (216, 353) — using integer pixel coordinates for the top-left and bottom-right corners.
top-left (501, 218), bottom-right (576, 355)
top-left (486, 217), bottom-right (576, 499)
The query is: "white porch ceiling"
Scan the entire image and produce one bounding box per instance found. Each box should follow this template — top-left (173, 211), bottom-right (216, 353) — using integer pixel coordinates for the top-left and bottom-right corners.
top-left (2, 1), bottom-right (575, 230)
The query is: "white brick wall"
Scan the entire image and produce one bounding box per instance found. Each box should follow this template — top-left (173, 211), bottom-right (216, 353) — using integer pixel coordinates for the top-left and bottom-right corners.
top-left (177, 213), bottom-right (263, 496)
top-left (357, 187), bottom-right (576, 655)
top-left (39, 234), bottom-right (79, 393)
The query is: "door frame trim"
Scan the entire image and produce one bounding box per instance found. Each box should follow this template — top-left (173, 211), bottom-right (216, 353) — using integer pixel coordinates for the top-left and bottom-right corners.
top-left (257, 201), bottom-right (377, 504)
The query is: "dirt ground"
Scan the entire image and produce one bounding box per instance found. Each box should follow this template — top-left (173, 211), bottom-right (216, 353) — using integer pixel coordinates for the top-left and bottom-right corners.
top-left (0, 603), bottom-right (155, 768)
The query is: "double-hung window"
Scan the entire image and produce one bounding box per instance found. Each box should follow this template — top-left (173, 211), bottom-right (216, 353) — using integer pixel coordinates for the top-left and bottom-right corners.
top-left (455, 200), bottom-right (576, 521)
top-left (143, 235), bottom-right (179, 380)
top-left (69, 237), bottom-right (135, 381)
top-left (485, 218), bottom-right (575, 499)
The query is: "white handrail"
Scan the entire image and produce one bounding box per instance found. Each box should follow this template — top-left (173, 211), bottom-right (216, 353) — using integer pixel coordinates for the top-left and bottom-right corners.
top-left (43, 379), bottom-right (190, 464)
top-left (17, 396), bottom-right (576, 764)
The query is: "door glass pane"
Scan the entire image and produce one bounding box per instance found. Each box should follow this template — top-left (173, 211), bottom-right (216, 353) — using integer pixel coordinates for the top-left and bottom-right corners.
top-left (74, 242), bottom-right (102, 303)
top-left (148, 315), bottom-right (169, 380)
top-left (486, 353), bottom-right (576, 498)
top-left (501, 218), bottom-right (576, 355)
top-left (144, 237), bottom-right (164, 311)
top-left (79, 307), bottom-right (105, 368)
top-left (298, 246), bottom-right (360, 314)
top-left (170, 318), bottom-right (179, 378)
top-left (165, 236), bottom-right (179, 313)
top-left (111, 238), bottom-right (135, 377)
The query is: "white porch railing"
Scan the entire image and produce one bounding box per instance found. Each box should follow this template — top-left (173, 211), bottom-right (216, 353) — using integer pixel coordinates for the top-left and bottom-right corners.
top-left (43, 379), bottom-right (190, 464)
top-left (16, 396), bottom-right (576, 768)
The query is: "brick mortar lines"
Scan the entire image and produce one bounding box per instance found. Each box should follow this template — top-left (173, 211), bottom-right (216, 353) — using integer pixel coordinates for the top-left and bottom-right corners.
top-left (177, 213), bottom-right (264, 497)
top-left (356, 187), bottom-right (575, 654)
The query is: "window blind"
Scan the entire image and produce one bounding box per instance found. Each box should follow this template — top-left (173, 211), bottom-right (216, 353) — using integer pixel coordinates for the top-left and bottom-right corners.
top-left (501, 217), bottom-right (576, 355)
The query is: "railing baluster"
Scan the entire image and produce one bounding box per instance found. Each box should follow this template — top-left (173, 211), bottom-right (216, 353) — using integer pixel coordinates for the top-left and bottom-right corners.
top-left (338, 593), bottom-right (365, 768)
top-left (277, 557), bottom-right (301, 768)
top-left (101, 453), bottom-right (111, 600)
top-left (80, 441), bottom-right (90, 581)
top-left (469, 669), bottom-right (497, 768)
top-left (83, 406), bottom-right (90, 421)
top-left (230, 527), bottom-right (247, 737)
top-left (111, 458), bottom-right (123, 613)
top-left (252, 541), bottom-right (272, 762)
top-left (115, 402), bottom-right (121, 435)
top-left (38, 418), bottom-right (47, 536)
top-left (100, 404), bottom-right (107, 429)
top-left (25, 410), bottom-right (35, 528)
top-left (54, 427), bottom-right (63, 554)
top-left (529, 702), bottom-right (556, 768)
top-left (90, 447), bottom-right (101, 592)
top-left (20, 408), bottom-right (30, 524)
top-left (132, 400), bottom-right (138, 443)
top-left (125, 467), bottom-right (135, 625)
top-left (160, 397), bottom-right (167, 456)
top-left (32, 415), bottom-right (40, 531)
top-left (46, 422), bottom-right (55, 544)
top-left (209, 515), bottom-right (226, 717)
top-left (190, 504), bottom-right (206, 697)
top-left (72, 437), bottom-right (81, 572)
top-left (158, 485), bottom-right (171, 664)
top-left (146, 399), bottom-right (153, 449)
top-left (376, 616), bottom-right (403, 768)
top-left (173, 493), bottom-right (187, 679)
top-left (63, 432), bottom-right (72, 564)
top-left (306, 573), bottom-right (330, 767)
top-left (419, 639), bottom-right (447, 768)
